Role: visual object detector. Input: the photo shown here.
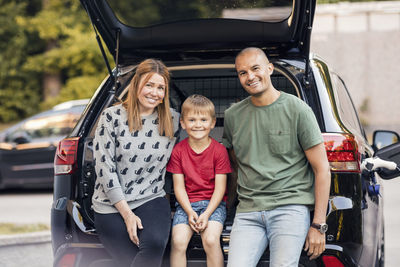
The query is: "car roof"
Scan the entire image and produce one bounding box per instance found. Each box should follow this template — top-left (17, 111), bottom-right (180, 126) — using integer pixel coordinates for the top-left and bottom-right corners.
top-left (80, 0), bottom-right (316, 65)
top-left (52, 99), bottom-right (90, 111)
top-left (0, 99), bottom-right (89, 136)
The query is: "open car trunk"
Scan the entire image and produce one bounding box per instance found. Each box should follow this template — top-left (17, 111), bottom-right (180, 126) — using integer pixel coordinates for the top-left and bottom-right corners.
top-left (76, 61), bottom-right (306, 263)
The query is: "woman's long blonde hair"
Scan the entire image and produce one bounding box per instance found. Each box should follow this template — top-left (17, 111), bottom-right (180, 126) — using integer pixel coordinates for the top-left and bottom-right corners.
top-left (122, 59), bottom-right (174, 138)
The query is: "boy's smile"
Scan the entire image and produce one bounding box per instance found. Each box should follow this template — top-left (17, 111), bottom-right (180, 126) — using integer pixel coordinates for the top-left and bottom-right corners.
top-left (181, 111), bottom-right (216, 143)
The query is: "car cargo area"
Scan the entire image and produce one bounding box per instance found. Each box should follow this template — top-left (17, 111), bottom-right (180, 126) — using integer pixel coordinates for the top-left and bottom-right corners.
top-left (73, 63), bottom-right (302, 264)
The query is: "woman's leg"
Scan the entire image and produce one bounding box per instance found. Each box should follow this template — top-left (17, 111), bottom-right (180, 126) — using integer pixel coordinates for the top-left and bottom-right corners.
top-left (94, 212), bottom-right (139, 267)
top-left (95, 197), bottom-right (171, 267)
top-left (170, 224), bottom-right (194, 267)
top-left (200, 221), bottom-right (224, 267)
top-left (131, 197), bottom-right (171, 267)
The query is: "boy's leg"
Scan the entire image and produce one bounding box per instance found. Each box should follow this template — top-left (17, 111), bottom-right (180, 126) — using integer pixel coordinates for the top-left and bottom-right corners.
top-left (266, 205), bottom-right (310, 267)
top-left (200, 221), bottom-right (224, 267)
top-left (170, 224), bottom-right (194, 267)
top-left (227, 211), bottom-right (268, 267)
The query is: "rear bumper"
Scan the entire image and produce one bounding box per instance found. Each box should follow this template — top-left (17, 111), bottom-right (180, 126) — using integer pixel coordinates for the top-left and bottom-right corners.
top-left (52, 244), bottom-right (359, 267)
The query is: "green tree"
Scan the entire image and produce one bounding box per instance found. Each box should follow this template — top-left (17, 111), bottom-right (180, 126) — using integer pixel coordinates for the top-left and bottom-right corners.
top-left (0, 0), bottom-right (42, 122)
top-left (19, 0), bottom-right (110, 110)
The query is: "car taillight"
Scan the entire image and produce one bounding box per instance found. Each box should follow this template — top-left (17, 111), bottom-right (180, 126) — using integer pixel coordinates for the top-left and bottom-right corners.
top-left (322, 133), bottom-right (360, 172)
top-left (56, 253), bottom-right (76, 267)
top-left (322, 255), bottom-right (344, 267)
top-left (54, 137), bottom-right (80, 175)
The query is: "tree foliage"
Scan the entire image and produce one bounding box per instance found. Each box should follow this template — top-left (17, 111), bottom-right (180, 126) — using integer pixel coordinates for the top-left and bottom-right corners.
top-left (0, 0), bottom-right (109, 122)
top-left (19, 0), bottom-right (111, 110)
top-left (0, 0), bottom-right (42, 122)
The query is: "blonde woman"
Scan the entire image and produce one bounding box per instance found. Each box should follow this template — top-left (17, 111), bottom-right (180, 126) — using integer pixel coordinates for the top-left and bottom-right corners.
top-left (92, 59), bottom-right (179, 267)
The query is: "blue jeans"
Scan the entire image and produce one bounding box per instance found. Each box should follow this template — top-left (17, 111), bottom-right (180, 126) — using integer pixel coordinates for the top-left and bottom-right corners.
top-left (227, 205), bottom-right (310, 267)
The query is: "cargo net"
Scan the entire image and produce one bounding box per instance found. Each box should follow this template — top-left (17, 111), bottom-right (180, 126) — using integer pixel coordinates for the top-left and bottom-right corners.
top-left (172, 74), bottom-right (296, 117)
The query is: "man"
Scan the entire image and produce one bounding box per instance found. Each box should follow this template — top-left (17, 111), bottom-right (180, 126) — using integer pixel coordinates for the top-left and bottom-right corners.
top-left (223, 47), bottom-right (331, 267)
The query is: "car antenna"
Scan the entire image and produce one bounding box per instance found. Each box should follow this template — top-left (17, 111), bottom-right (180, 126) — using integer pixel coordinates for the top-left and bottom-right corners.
top-left (303, 0), bottom-right (314, 87)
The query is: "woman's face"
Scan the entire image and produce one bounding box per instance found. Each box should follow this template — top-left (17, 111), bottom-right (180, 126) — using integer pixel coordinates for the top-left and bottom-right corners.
top-left (137, 73), bottom-right (166, 116)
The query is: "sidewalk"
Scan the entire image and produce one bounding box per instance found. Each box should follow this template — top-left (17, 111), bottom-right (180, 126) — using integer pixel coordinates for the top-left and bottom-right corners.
top-left (0, 231), bottom-right (52, 267)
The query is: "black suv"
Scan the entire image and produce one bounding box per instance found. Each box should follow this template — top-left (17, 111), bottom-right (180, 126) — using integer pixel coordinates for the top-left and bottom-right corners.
top-left (51, 0), bottom-right (400, 266)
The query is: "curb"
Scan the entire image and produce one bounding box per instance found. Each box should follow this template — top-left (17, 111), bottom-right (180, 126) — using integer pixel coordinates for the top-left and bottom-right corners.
top-left (0, 231), bottom-right (51, 247)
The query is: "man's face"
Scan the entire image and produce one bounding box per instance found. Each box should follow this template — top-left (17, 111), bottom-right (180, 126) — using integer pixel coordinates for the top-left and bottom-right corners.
top-left (235, 51), bottom-right (274, 97)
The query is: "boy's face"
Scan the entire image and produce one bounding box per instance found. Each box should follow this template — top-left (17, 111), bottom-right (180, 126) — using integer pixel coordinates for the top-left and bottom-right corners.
top-left (180, 111), bottom-right (216, 142)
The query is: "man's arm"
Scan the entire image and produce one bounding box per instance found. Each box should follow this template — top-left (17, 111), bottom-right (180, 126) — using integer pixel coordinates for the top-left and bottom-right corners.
top-left (303, 142), bottom-right (331, 260)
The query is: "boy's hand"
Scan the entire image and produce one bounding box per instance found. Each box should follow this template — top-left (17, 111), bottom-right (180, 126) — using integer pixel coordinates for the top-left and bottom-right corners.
top-left (188, 210), bottom-right (199, 233)
top-left (195, 213), bottom-right (210, 232)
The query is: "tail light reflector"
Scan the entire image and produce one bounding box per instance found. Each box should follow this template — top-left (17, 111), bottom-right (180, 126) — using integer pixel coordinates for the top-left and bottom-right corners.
top-left (57, 253), bottom-right (76, 267)
top-left (322, 255), bottom-right (344, 267)
top-left (54, 137), bottom-right (80, 175)
top-left (322, 133), bottom-right (360, 172)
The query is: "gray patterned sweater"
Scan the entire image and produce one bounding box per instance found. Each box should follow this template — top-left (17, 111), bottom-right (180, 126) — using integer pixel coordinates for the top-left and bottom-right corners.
top-left (92, 104), bottom-right (180, 214)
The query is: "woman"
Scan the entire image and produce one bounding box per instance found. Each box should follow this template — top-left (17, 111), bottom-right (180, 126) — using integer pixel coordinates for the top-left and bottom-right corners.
top-left (92, 59), bottom-right (179, 267)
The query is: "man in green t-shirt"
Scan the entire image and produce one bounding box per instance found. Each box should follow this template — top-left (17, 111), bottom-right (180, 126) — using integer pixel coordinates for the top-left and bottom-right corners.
top-left (223, 47), bottom-right (331, 267)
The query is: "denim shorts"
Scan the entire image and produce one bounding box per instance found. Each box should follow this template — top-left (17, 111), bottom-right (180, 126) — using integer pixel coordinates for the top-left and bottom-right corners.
top-left (172, 200), bottom-right (226, 227)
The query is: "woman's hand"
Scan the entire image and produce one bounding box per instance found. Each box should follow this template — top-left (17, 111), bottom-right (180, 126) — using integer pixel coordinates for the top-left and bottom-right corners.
top-left (124, 212), bottom-right (143, 246)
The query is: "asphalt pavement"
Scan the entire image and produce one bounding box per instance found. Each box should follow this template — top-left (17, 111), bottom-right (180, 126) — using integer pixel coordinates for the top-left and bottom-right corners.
top-left (0, 189), bottom-right (52, 267)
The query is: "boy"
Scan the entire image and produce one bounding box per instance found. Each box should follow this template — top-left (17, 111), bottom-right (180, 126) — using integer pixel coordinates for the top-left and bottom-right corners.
top-left (167, 94), bottom-right (232, 267)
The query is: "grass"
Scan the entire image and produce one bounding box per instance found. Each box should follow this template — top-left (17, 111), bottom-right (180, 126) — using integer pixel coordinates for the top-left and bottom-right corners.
top-left (0, 223), bottom-right (50, 235)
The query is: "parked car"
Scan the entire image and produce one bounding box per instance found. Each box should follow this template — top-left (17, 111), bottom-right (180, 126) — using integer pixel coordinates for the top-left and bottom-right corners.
top-left (0, 99), bottom-right (89, 189)
top-left (51, 0), bottom-right (400, 266)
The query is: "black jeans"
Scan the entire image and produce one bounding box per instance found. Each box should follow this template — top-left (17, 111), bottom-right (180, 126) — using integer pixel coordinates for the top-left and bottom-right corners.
top-left (94, 197), bottom-right (171, 267)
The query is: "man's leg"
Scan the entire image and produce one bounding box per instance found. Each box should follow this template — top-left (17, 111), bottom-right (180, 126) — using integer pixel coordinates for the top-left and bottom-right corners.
top-left (266, 205), bottom-right (310, 267)
top-left (227, 211), bottom-right (268, 267)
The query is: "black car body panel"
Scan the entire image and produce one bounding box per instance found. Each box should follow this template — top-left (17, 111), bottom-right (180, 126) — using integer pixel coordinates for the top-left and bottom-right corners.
top-left (51, 1), bottom-right (400, 266)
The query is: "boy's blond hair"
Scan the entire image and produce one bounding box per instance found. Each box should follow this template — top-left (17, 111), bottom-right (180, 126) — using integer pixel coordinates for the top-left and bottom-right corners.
top-left (181, 94), bottom-right (216, 120)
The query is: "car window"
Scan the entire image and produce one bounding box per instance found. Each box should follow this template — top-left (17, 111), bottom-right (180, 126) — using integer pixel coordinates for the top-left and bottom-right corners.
top-left (107, 0), bottom-right (294, 27)
top-left (331, 73), bottom-right (364, 137)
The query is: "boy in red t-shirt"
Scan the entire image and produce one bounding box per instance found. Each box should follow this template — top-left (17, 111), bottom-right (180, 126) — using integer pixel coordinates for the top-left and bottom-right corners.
top-left (167, 94), bottom-right (232, 267)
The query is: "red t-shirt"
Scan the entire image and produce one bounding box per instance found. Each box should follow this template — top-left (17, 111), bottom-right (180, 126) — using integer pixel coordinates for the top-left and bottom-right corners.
top-left (166, 138), bottom-right (232, 203)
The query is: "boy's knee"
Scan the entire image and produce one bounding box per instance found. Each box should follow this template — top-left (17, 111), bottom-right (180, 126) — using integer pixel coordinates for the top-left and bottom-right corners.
top-left (202, 234), bottom-right (220, 249)
top-left (171, 235), bottom-right (189, 252)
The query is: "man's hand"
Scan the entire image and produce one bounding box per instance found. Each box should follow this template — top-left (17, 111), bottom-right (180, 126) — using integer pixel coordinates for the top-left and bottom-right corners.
top-left (304, 227), bottom-right (325, 260)
top-left (124, 212), bottom-right (143, 246)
